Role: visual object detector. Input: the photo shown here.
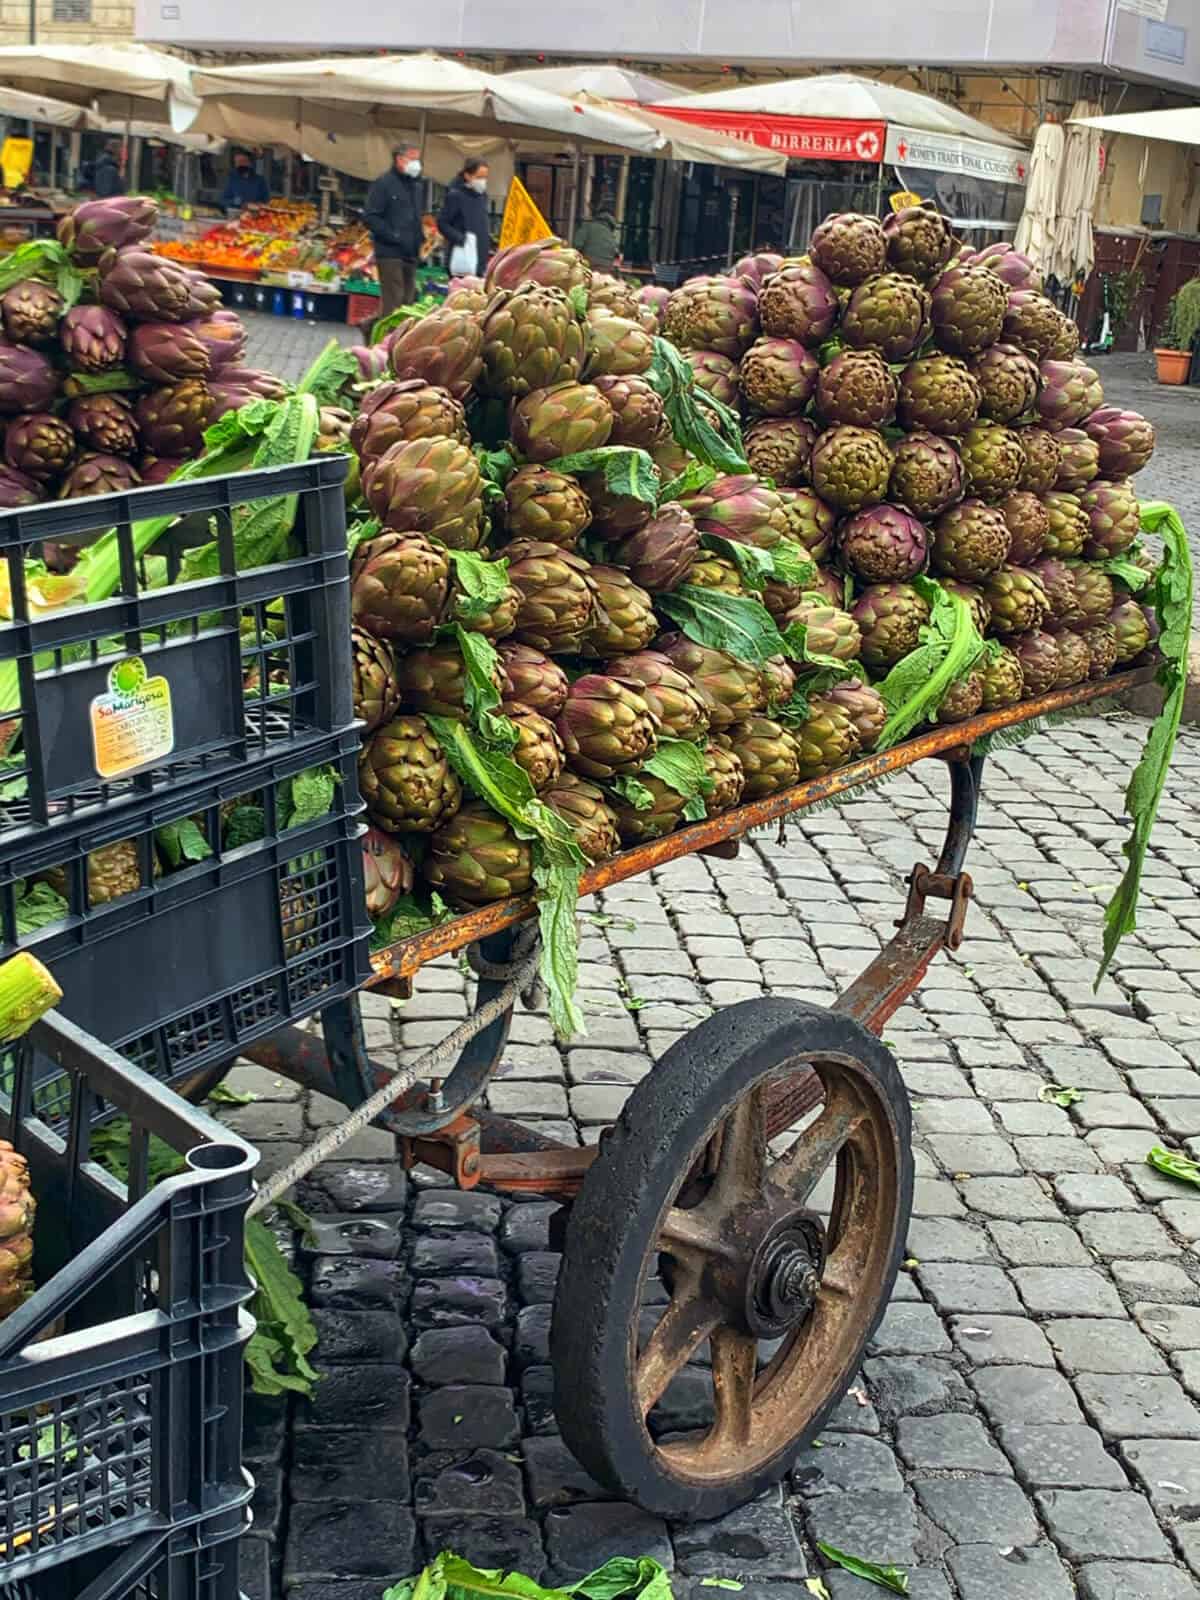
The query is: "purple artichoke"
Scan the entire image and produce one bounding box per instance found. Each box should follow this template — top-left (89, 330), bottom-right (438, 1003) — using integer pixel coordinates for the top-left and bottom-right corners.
top-left (1080, 479), bottom-right (1141, 559)
top-left (1, 279), bottom-right (64, 344)
top-left (1036, 359), bottom-right (1104, 430)
top-left (638, 284), bottom-right (671, 327)
top-left (181, 269), bottom-right (223, 319)
top-left (484, 237), bottom-right (591, 295)
top-left (0, 465), bottom-right (41, 509)
top-left (134, 381), bottom-right (213, 458)
top-left (350, 344), bottom-right (391, 383)
top-left (684, 349), bottom-right (740, 408)
top-left (681, 475), bottom-right (788, 549)
top-left (138, 454), bottom-right (186, 485)
top-left (839, 503), bottom-right (929, 583)
top-left (1053, 428), bottom-right (1101, 493)
top-left (889, 430), bottom-right (964, 517)
top-left (745, 416), bottom-right (818, 486)
top-left (1083, 407), bottom-right (1156, 477)
top-left (739, 337), bottom-right (819, 416)
top-left (734, 252), bottom-right (785, 293)
top-left (611, 503), bottom-right (699, 593)
top-left (59, 305), bottom-right (127, 373)
top-left (99, 249), bottom-right (195, 324)
top-left (207, 368), bottom-right (290, 419)
top-left (0, 341), bottom-right (58, 414)
top-left (189, 310), bottom-right (247, 372)
top-left (4, 412), bottom-right (73, 482)
top-left (60, 452), bottom-right (141, 499)
top-left (67, 393), bottom-right (139, 457)
top-left (127, 320), bottom-right (212, 384)
top-left (58, 195), bottom-right (158, 262)
top-left (674, 279), bottom-right (760, 359)
top-left (757, 260), bottom-right (840, 346)
top-left (966, 243), bottom-right (1043, 292)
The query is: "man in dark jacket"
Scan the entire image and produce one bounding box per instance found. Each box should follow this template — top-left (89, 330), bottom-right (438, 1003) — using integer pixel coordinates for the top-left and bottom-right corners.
top-left (92, 141), bottom-right (125, 199)
top-left (221, 150), bottom-right (269, 213)
top-left (364, 145), bottom-right (425, 315)
top-left (437, 160), bottom-right (491, 279)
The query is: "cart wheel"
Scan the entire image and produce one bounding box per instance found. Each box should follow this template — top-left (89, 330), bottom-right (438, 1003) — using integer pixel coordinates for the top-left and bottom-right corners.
top-left (551, 998), bottom-right (912, 1520)
top-left (174, 1062), bottom-right (234, 1105)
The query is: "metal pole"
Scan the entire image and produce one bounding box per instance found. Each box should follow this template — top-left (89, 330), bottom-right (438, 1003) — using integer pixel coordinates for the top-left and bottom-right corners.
top-left (873, 163), bottom-right (884, 217)
top-left (567, 142), bottom-right (581, 239)
top-left (27, 0), bottom-right (34, 45)
top-left (726, 187), bottom-right (740, 266)
top-left (47, 131), bottom-right (56, 190)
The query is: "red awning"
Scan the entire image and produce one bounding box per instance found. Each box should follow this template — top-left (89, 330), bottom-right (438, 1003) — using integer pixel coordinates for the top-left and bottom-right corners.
top-left (647, 104), bottom-right (885, 164)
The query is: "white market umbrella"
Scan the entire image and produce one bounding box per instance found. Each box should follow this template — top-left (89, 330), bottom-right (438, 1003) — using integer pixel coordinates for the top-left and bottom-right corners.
top-left (1014, 120), bottom-right (1065, 275)
top-left (663, 71), bottom-right (1024, 146)
top-left (1071, 105), bottom-right (1200, 145)
top-left (1052, 99), bottom-right (1102, 286)
top-left (0, 83), bottom-right (88, 129)
top-left (503, 64), bottom-right (685, 105)
top-left (0, 43), bottom-right (198, 127)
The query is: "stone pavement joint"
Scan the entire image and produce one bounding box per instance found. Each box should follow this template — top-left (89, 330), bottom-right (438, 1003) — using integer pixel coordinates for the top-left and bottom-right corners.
top-left (226, 318), bottom-right (1200, 1595)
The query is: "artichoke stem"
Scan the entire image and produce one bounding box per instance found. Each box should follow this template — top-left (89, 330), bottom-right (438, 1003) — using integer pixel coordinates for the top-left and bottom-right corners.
top-left (0, 952), bottom-right (62, 1043)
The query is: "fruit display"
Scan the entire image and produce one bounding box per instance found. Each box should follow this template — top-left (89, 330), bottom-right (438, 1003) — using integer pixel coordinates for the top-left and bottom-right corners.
top-left (154, 202), bottom-right (377, 286)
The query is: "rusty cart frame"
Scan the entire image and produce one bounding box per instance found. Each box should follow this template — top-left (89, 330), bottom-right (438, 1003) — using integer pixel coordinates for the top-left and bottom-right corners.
top-left (243, 667), bottom-right (1153, 1519)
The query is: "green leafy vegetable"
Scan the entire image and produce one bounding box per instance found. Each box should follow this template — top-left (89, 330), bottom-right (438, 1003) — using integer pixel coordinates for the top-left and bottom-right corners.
top-left (347, 515), bottom-right (382, 559)
top-left (648, 337), bottom-right (749, 475)
top-left (207, 1082), bottom-right (256, 1106)
top-left (660, 459), bottom-right (717, 505)
top-left (281, 765), bottom-right (337, 830)
top-left (87, 1119), bottom-right (187, 1187)
top-left (657, 585), bottom-right (785, 666)
top-left (0, 238), bottom-right (83, 307)
top-left (452, 625), bottom-right (518, 751)
top-left (644, 738), bottom-right (713, 821)
top-left (545, 445), bottom-right (660, 506)
top-left (17, 1420), bottom-right (77, 1464)
top-left (295, 337), bottom-right (357, 406)
top-left (874, 579), bottom-right (985, 749)
top-left (447, 551), bottom-right (513, 625)
top-left (62, 368), bottom-right (141, 397)
top-left (244, 1217), bottom-right (320, 1396)
top-left (475, 445), bottom-right (518, 493)
top-left (370, 298), bottom-right (439, 344)
top-left (1038, 1083), bottom-right (1081, 1108)
top-left (1099, 501), bottom-right (1194, 983)
top-left (1147, 1145), bottom-right (1200, 1189)
top-left (155, 817), bottom-right (213, 869)
top-left (224, 804), bottom-right (266, 848)
top-left (816, 1544), bottom-right (908, 1595)
top-left (1092, 555), bottom-right (1150, 593)
top-left (699, 1583), bottom-right (743, 1592)
top-left (14, 880), bottom-right (66, 935)
top-left (383, 1552), bottom-right (673, 1600)
top-left (700, 533), bottom-right (815, 595)
top-left (610, 775), bottom-right (655, 812)
top-left (370, 892), bottom-right (447, 950)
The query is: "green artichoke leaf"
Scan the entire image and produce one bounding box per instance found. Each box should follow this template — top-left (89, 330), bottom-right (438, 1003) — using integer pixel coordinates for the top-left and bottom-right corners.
top-left (644, 739), bottom-right (714, 822)
top-left (451, 624), bottom-right (518, 752)
top-left (14, 879), bottom-right (67, 935)
top-left (281, 765), bottom-right (337, 831)
top-left (369, 297), bottom-right (440, 345)
top-left (244, 1217), bottom-right (320, 1397)
top-left (1147, 1145), bottom-right (1200, 1190)
top-left (545, 444), bottom-right (660, 506)
top-left (0, 238), bottom-right (83, 308)
top-left (202, 396), bottom-right (285, 453)
top-left (648, 337), bottom-right (749, 476)
top-left (426, 715), bottom-right (587, 1039)
top-left (62, 367), bottom-right (142, 397)
top-left (815, 1543), bottom-right (908, 1595)
top-left (874, 578), bottom-right (984, 750)
top-left (383, 1551), bottom-right (673, 1600)
top-left (155, 817), bottom-right (213, 868)
top-left (656, 585), bottom-right (782, 666)
top-left (660, 459), bottom-right (717, 505)
top-left (296, 337), bottom-right (356, 406)
top-left (609, 775), bottom-right (655, 812)
top-left (569, 284), bottom-right (590, 319)
top-left (369, 890), bottom-right (451, 951)
top-left (347, 515), bottom-right (381, 560)
top-left (1099, 500), bottom-right (1194, 984)
top-left (1091, 555), bottom-right (1151, 593)
top-left (701, 533), bottom-right (816, 595)
top-left (475, 444), bottom-right (518, 494)
top-left (446, 549), bottom-right (512, 624)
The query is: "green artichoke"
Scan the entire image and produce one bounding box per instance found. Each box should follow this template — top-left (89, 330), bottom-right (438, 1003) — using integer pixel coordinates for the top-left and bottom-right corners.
top-left (556, 674), bottom-right (658, 780)
top-left (934, 673), bottom-right (984, 724)
top-left (589, 273), bottom-right (641, 318)
top-left (506, 702), bottom-right (566, 791)
top-left (760, 655), bottom-right (796, 708)
top-left (687, 554), bottom-right (747, 595)
top-left (983, 565), bottom-right (1050, 637)
top-left (606, 651), bottom-right (710, 741)
top-left (959, 424), bottom-right (1024, 501)
top-left (739, 337), bottom-right (819, 416)
top-left (497, 642), bottom-right (570, 718)
top-left (676, 279), bottom-right (760, 358)
top-left (611, 503), bottom-right (699, 593)
top-left (1052, 628), bottom-right (1090, 688)
top-left (350, 531), bottom-right (451, 644)
top-left (611, 774), bottom-right (688, 843)
top-left (817, 349), bottom-right (898, 428)
top-left (776, 488), bottom-right (837, 562)
top-left (349, 379), bottom-right (468, 465)
top-left (978, 647), bottom-right (1025, 710)
top-left (683, 348), bottom-right (740, 407)
top-left (793, 697), bottom-right (863, 779)
top-left (821, 680), bottom-right (888, 752)
top-left (1051, 428), bottom-right (1101, 495)
top-left (389, 305), bottom-right (483, 399)
top-left (1107, 600), bottom-right (1152, 664)
top-left (504, 465), bottom-right (593, 549)
top-left (811, 213), bottom-right (887, 287)
top-left (780, 597), bottom-right (863, 662)
top-left (888, 430), bottom-right (964, 517)
top-left (583, 566), bottom-right (658, 656)
top-left (1018, 427), bottom-right (1062, 494)
top-left (506, 541), bottom-right (596, 653)
top-left (882, 207), bottom-right (955, 283)
top-left (425, 802), bottom-right (534, 905)
top-left (757, 260), bottom-right (840, 345)
top-left (1036, 359), bottom-right (1104, 430)
top-left (1080, 479), bottom-right (1140, 559)
top-left (998, 489), bottom-right (1050, 565)
top-left (971, 342), bottom-right (1040, 422)
top-left (726, 717), bottom-right (802, 799)
top-left (485, 238), bottom-right (591, 294)
top-left (584, 309), bottom-right (654, 378)
top-left (1001, 290), bottom-right (1065, 360)
top-left (1078, 621), bottom-right (1119, 679)
top-left (396, 644), bottom-right (499, 721)
top-left (511, 380), bottom-right (613, 462)
top-left (363, 437), bottom-right (484, 550)
top-left (351, 627), bottom-right (401, 732)
top-left (745, 416), bottom-right (818, 486)
top-left (852, 583), bottom-right (932, 671)
top-left (703, 741), bottom-right (746, 815)
top-left (593, 374), bottom-right (667, 449)
top-left (655, 634), bottom-right (766, 730)
top-left (360, 714), bottom-right (462, 833)
top-left (1046, 313), bottom-right (1082, 360)
top-left (931, 499), bottom-right (1011, 581)
top-left (451, 575), bottom-right (520, 642)
top-left (1040, 491), bottom-right (1089, 557)
top-left (940, 580), bottom-right (991, 636)
top-left (479, 284), bottom-right (584, 397)
top-left (1063, 560), bottom-right (1115, 624)
top-left (809, 426), bottom-right (892, 513)
top-left (543, 772), bottom-right (621, 861)
top-left (842, 272), bottom-right (931, 361)
top-left (930, 265), bottom-right (1008, 356)
top-left (897, 353), bottom-right (981, 436)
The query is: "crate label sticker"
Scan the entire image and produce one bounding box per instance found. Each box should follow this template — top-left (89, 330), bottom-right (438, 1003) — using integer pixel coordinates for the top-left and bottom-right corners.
top-left (90, 657), bottom-right (175, 779)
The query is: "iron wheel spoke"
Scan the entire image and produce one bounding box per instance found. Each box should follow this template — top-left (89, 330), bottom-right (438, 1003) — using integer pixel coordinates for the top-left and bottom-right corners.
top-left (635, 1279), bottom-right (722, 1418)
top-left (710, 1083), bottom-right (769, 1210)
top-left (659, 1205), bottom-right (735, 1263)
top-left (768, 1087), bottom-right (863, 1205)
top-left (704, 1326), bottom-right (759, 1451)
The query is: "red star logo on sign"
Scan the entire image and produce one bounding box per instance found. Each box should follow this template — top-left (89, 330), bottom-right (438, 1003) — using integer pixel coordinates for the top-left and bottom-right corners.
top-left (897, 139), bottom-right (908, 160)
top-left (1017, 162), bottom-right (1026, 179)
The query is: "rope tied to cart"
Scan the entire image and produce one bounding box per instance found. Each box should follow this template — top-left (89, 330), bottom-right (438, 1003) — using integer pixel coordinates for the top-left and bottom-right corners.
top-left (247, 932), bottom-right (543, 1215)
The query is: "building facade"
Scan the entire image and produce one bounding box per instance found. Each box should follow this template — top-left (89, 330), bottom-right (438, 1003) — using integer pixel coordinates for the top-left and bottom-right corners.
top-left (0, 0), bottom-right (134, 45)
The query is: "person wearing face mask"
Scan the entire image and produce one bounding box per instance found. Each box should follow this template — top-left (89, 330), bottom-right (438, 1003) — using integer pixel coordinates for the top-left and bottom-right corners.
top-left (220, 150), bottom-right (269, 213)
top-left (437, 159), bottom-right (492, 280)
top-left (364, 145), bottom-right (426, 316)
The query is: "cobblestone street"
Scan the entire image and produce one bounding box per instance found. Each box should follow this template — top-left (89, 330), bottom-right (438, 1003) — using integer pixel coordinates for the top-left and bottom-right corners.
top-left (232, 312), bottom-right (1200, 1600)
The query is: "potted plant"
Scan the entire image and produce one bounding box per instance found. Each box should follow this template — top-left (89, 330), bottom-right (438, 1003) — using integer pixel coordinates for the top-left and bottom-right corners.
top-left (1155, 278), bottom-right (1200, 383)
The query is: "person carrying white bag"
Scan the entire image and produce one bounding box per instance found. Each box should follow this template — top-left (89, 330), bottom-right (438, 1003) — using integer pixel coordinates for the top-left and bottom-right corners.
top-left (439, 160), bottom-right (492, 279)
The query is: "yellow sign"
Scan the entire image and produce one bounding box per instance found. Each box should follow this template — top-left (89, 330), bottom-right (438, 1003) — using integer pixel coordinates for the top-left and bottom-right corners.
top-left (90, 656), bottom-right (175, 780)
top-left (889, 190), bottom-right (925, 213)
top-left (1, 138), bottom-right (33, 192)
top-left (499, 176), bottom-right (553, 251)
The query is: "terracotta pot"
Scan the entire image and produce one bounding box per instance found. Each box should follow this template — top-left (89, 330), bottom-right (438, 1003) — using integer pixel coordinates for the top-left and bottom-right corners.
top-left (1155, 348), bottom-right (1191, 385)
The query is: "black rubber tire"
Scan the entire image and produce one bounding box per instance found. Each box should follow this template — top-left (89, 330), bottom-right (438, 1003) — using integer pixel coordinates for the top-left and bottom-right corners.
top-left (550, 997), bottom-right (912, 1521)
top-left (174, 1060), bottom-right (234, 1105)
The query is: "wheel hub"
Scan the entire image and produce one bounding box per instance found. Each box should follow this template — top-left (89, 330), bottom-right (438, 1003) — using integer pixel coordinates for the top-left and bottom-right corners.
top-left (745, 1214), bottom-right (825, 1338)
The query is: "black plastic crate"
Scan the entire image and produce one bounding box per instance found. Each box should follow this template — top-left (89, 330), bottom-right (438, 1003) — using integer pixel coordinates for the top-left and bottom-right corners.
top-left (0, 457), bottom-right (353, 856)
top-left (0, 731), bottom-right (370, 1101)
top-left (0, 1011), bottom-right (257, 1593)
